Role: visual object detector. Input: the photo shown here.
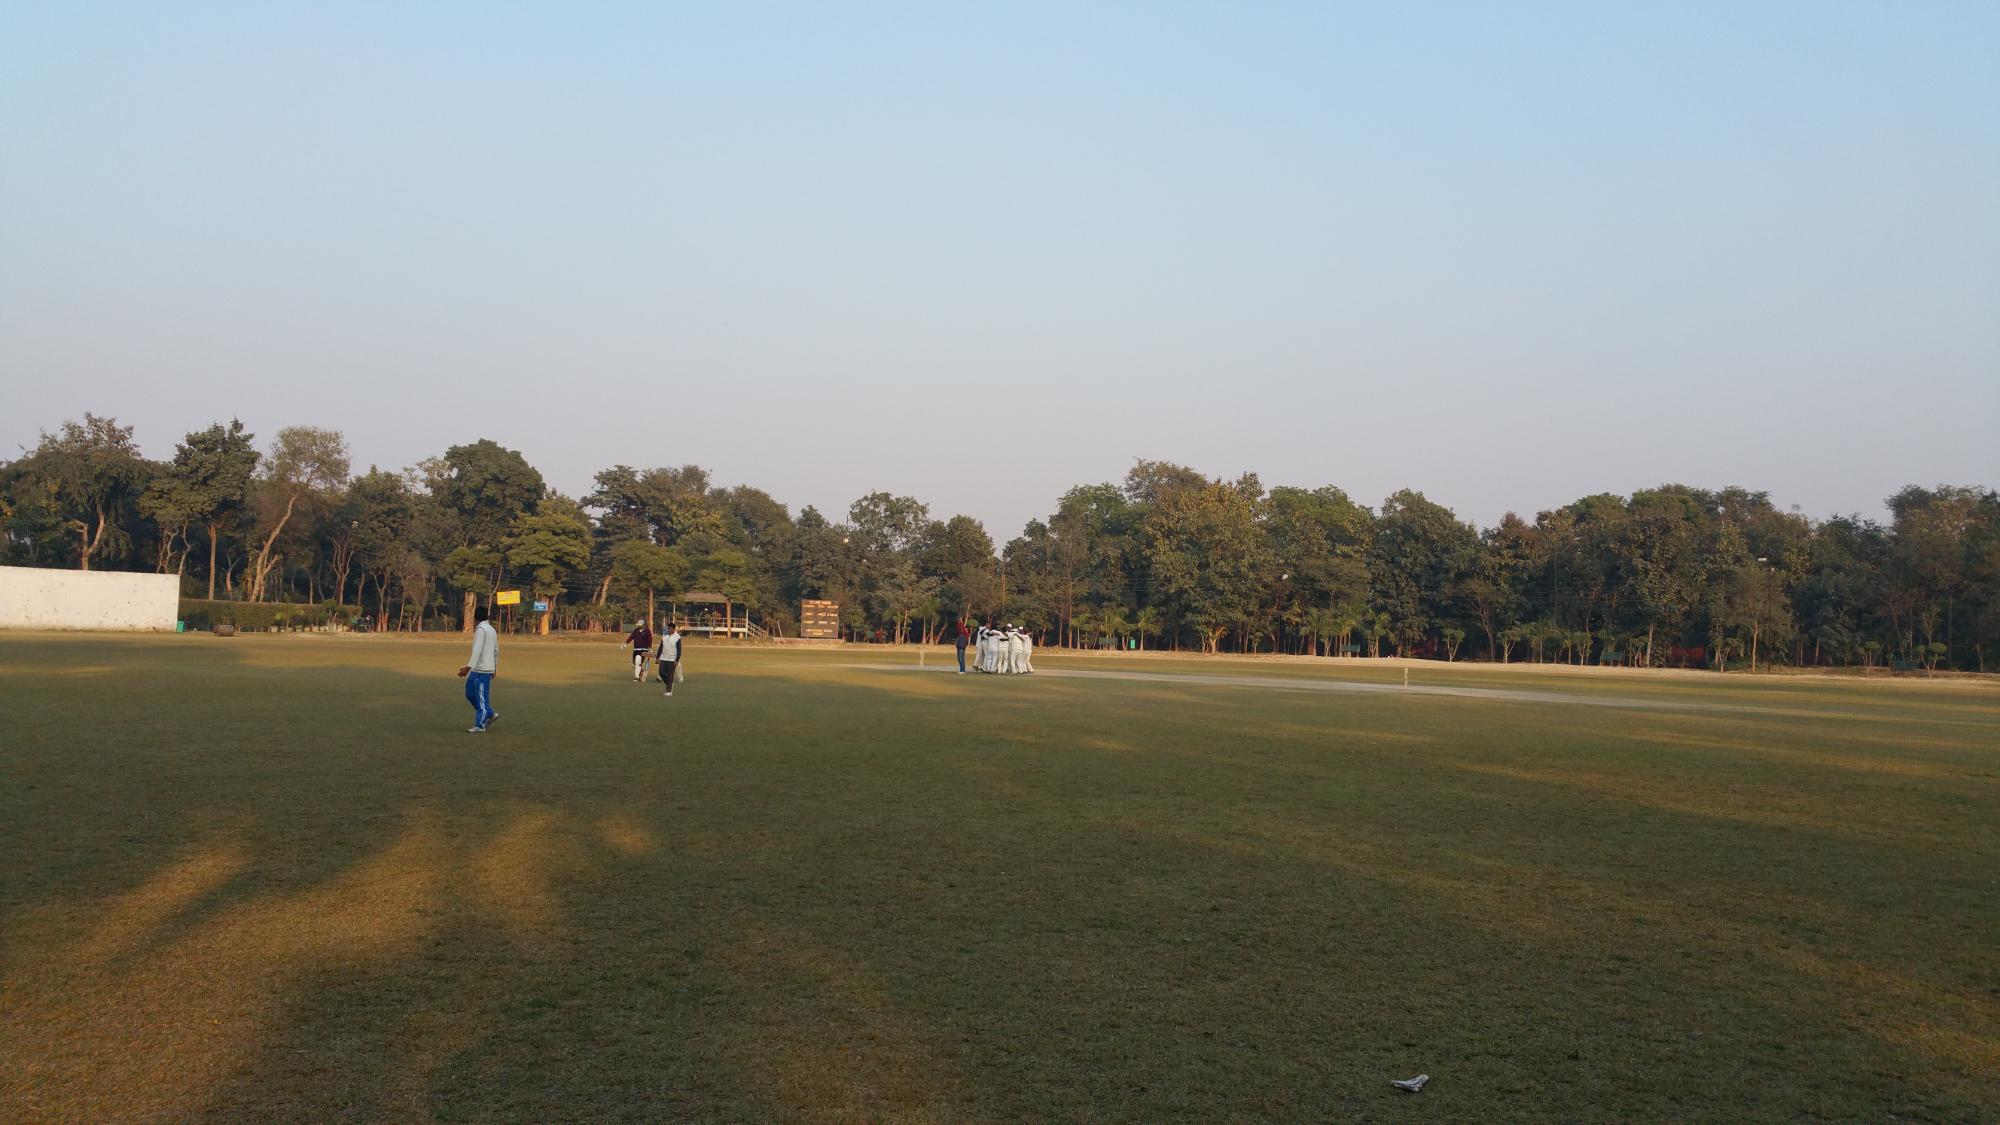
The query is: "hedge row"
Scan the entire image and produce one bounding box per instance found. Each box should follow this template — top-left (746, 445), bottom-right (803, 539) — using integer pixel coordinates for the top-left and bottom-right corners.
top-left (179, 600), bottom-right (362, 631)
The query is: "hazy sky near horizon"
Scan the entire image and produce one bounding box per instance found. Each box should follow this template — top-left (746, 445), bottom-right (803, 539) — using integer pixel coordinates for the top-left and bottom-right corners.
top-left (3, 2), bottom-right (1995, 538)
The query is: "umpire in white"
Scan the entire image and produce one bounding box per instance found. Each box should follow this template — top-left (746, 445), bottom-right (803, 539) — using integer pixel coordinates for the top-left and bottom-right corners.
top-left (657, 621), bottom-right (684, 697)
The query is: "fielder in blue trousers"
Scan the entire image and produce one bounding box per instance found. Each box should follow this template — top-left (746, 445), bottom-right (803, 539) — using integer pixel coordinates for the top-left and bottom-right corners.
top-left (465, 669), bottom-right (495, 728)
top-left (458, 605), bottom-right (500, 732)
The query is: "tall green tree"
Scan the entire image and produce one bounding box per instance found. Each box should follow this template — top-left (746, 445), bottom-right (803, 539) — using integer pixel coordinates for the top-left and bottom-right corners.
top-left (610, 539), bottom-right (689, 627)
top-left (1620, 486), bottom-right (1712, 666)
top-left (345, 467), bottom-right (415, 625)
top-left (441, 545), bottom-right (501, 627)
top-left (848, 492), bottom-right (930, 640)
top-left (17, 415), bottom-right (151, 570)
top-left (1267, 484), bottom-right (1371, 652)
top-left (1122, 459), bottom-right (1208, 507)
top-left (1368, 489), bottom-right (1478, 655)
top-left (1144, 476), bottom-right (1273, 652)
top-left (166, 419), bottom-right (261, 598)
top-left (503, 497), bottom-right (592, 633)
top-left (1716, 552), bottom-right (1791, 671)
top-left (784, 506), bottom-right (862, 613)
top-left (921, 515), bottom-right (1000, 622)
top-left (1794, 515), bottom-right (1885, 667)
top-left (1459, 512), bottom-right (1537, 660)
top-left (246, 427), bottom-right (349, 602)
top-left (437, 439), bottom-right (544, 625)
top-left (1889, 485), bottom-right (1991, 664)
top-left (138, 471), bottom-right (203, 577)
top-left (440, 440), bottom-right (546, 545)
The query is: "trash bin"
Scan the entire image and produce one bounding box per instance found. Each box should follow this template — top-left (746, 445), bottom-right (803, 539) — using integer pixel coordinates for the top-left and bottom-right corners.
top-left (176, 620), bottom-right (185, 633)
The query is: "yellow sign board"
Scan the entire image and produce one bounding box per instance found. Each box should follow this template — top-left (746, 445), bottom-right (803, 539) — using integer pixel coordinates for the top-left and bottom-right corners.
top-left (494, 589), bottom-right (522, 606)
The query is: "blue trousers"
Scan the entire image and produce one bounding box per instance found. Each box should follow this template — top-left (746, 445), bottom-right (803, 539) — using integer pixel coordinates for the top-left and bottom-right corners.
top-left (956, 643), bottom-right (967, 672)
top-left (465, 671), bottom-right (495, 727)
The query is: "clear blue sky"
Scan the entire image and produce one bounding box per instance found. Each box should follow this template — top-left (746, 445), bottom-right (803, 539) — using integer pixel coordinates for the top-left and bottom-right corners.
top-left (3, 2), bottom-right (1995, 537)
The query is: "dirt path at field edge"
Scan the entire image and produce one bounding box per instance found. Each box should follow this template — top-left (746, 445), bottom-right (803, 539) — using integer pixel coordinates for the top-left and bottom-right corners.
top-left (849, 663), bottom-right (1993, 724)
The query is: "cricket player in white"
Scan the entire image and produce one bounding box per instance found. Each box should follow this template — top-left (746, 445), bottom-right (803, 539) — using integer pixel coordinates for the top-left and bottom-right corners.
top-left (657, 622), bottom-right (683, 697)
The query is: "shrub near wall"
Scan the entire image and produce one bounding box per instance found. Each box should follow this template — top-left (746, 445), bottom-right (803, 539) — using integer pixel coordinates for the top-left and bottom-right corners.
top-left (178, 600), bottom-right (360, 632)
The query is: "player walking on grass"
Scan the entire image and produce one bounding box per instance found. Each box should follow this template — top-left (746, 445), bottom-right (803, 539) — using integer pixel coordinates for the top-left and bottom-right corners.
top-left (658, 621), bottom-right (683, 697)
top-left (624, 620), bottom-right (654, 682)
top-left (458, 605), bottom-right (499, 732)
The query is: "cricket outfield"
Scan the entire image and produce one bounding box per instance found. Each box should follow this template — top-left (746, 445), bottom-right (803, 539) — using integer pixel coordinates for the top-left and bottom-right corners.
top-left (2, 634), bottom-right (1995, 1121)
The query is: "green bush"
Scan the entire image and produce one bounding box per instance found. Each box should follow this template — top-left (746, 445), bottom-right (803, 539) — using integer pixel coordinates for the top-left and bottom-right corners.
top-left (179, 600), bottom-right (361, 632)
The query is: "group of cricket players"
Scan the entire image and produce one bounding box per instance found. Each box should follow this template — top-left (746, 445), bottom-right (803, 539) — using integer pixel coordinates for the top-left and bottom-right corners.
top-left (460, 610), bottom-right (1048, 730)
top-left (967, 622), bottom-right (1035, 675)
top-left (622, 620), bottom-right (685, 696)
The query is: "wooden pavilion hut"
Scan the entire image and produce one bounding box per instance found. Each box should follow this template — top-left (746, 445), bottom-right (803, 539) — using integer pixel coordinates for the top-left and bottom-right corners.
top-left (670, 591), bottom-right (752, 638)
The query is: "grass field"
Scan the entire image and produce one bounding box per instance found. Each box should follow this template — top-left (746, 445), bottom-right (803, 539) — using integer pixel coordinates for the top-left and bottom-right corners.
top-left (2, 634), bottom-right (1996, 1121)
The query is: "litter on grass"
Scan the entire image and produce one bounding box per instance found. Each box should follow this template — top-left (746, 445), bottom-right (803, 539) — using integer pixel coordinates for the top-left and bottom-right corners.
top-left (1391, 1074), bottom-right (1430, 1093)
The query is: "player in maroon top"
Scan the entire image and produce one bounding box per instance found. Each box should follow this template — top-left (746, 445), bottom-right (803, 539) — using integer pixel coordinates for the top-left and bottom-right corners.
top-left (624, 621), bottom-right (654, 682)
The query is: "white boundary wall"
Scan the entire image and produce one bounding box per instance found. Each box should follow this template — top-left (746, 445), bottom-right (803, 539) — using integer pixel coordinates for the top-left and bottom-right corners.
top-left (0, 566), bottom-right (180, 631)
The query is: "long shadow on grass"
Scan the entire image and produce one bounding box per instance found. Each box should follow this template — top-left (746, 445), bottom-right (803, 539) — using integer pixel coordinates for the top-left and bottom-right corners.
top-left (0, 641), bottom-right (999, 1118)
top-left (3, 639), bottom-right (1996, 1120)
top-left (1, 790), bottom-right (992, 1118)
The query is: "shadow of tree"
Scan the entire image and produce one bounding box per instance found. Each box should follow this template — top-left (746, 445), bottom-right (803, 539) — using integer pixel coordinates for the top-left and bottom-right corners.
top-left (2, 636), bottom-right (1995, 1120)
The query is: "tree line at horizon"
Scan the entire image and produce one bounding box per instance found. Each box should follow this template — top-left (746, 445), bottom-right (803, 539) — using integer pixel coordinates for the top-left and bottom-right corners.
top-left (4, 413), bottom-right (1996, 672)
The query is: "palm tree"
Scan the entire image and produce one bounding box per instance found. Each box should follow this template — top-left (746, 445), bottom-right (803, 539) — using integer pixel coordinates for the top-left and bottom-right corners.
top-left (1282, 604), bottom-right (1308, 654)
top-left (1300, 607), bottom-right (1337, 656)
top-left (1099, 605), bottom-right (1133, 650)
top-left (1240, 612), bottom-right (1275, 654)
top-left (1526, 621), bottom-right (1560, 663)
top-left (1367, 613), bottom-right (1392, 658)
top-left (1133, 606), bottom-right (1162, 651)
top-left (1568, 630), bottom-right (1592, 665)
top-left (1331, 608), bottom-right (1365, 657)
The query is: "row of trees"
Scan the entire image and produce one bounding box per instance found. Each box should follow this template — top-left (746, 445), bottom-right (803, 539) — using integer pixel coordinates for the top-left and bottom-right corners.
top-left (1004, 463), bottom-right (1998, 672)
top-left (4, 416), bottom-right (1996, 670)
